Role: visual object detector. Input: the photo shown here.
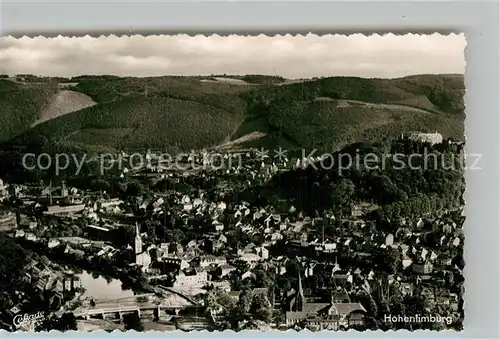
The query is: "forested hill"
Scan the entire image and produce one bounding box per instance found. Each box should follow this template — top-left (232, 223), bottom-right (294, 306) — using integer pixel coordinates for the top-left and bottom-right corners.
top-left (263, 139), bottom-right (465, 219)
top-left (0, 79), bottom-right (59, 141)
top-left (1, 74), bottom-right (465, 155)
top-left (244, 74), bottom-right (465, 152)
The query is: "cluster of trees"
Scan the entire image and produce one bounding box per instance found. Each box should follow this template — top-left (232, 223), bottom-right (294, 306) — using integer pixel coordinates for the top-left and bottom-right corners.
top-left (13, 74), bottom-right (65, 83)
top-left (266, 100), bottom-right (463, 152)
top-left (241, 74), bottom-right (465, 152)
top-left (0, 80), bottom-right (59, 142)
top-left (205, 287), bottom-right (274, 329)
top-left (15, 233), bottom-right (149, 293)
top-left (35, 304), bottom-right (143, 332)
top-left (371, 192), bottom-right (461, 223)
top-left (72, 76), bottom-right (248, 106)
top-left (240, 75), bottom-right (285, 85)
top-left (0, 234), bottom-right (30, 310)
top-left (12, 95), bottom-right (243, 154)
top-left (361, 280), bottom-right (463, 331)
top-left (269, 140), bottom-right (465, 216)
top-left (0, 74), bottom-right (465, 182)
top-left (400, 74), bottom-right (466, 115)
top-left (36, 313), bottom-right (77, 332)
top-left (122, 312), bottom-right (144, 331)
top-left (0, 74), bottom-right (252, 164)
top-left (110, 211), bottom-right (198, 248)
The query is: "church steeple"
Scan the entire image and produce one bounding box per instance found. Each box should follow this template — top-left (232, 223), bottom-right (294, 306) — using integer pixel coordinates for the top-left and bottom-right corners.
top-left (134, 221), bottom-right (142, 255)
top-left (294, 271), bottom-right (306, 312)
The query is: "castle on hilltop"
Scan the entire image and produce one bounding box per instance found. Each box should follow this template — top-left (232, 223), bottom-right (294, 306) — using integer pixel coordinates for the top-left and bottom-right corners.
top-left (402, 131), bottom-right (444, 146)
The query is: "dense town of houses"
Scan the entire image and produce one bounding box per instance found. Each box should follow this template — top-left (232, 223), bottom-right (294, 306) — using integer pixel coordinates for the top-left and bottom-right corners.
top-left (0, 143), bottom-right (464, 331)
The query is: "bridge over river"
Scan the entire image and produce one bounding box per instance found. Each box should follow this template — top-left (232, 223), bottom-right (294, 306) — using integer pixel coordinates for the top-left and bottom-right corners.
top-left (73, 289), bottom-right (200, 320)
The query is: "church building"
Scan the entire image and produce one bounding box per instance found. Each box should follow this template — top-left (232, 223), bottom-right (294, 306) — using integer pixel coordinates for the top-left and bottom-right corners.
top-left (285, 272), bottom-right (366, 330)
top-left (134, 222), bottom-right (151, 271)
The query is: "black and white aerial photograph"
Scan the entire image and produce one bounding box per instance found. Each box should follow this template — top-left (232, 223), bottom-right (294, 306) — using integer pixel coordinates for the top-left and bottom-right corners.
top-left (0, 33), bottom-right (466, 332)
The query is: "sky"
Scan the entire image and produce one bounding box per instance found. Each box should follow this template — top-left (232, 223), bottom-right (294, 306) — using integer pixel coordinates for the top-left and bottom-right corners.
top-left (0, 33), bottom-right (466, 79)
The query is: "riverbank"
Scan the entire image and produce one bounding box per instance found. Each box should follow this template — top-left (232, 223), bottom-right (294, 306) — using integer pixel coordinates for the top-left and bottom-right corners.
top-left (12, 237), bottom-right (150, 295)
top-left (77, 319), bottom-right (123, 332)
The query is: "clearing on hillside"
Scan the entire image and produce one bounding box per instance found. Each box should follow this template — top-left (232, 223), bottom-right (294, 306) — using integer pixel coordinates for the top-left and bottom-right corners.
top-left (33, 90), bottom-right (97, 126)
top-left (200, 77), bottom-right (251, 85)
top-left (313, 98), bottom-right (433, 114)
top-left (216, 131), bottom-right (268, 151)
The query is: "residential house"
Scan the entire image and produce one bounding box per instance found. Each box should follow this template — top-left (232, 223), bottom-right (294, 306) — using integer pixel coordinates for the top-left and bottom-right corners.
top-left (399, 282), bottom-right (415, 297)
top-left (0, 212), bottom-right (15, 225)
top-left (385, 233), bottom-right (394, 246)
top-left (318, 241), bottom-right (337, 253)
top-left (218, 264), bottom-right (236, 277)
top-left (228, 291), bottom-right (241, 302)
top-left (213, 221), bottom-right (224, 232)
top-left (162, 257), bottom-right (190, 270)
top-left (238, 252), bottom-right (261, 267)
top-left (47, 238), bottom-right (61, 249)
top-left (255, 247), bottom-right (269, 260)
top-left (157, 243), bottom-right (170, 257)
top-left (15, 230), bottom-right (26, 238)
top-left (304, 262), bottom-right (316, 278)
top-left (436, 254), bottom-right (453, 267)
top-left (207, 281), bottom-right (231, 292)
top-left (268, 231), bottom-right (284, 242)
top-left (64, 279), bottom-right (72, 291)
top-left (25, 233), bottom-right (38, 242)
top-left (412, 260), bottom-right (434, 275)
top-left (186, 240), bottom-right (199, 250)
top-left (198, 255), bottom-right (227, 268)
top-left (332, 269), bottom-right (353, 286)
top-left (419, 286), bottom-right (436, 311)
top-left (99, 198), bottom-right (123, 211)
top-left (241, 271), bottom-right (255, 280)
top-left (401, 256), bottom-right (413, 269)
top-left (64, 245), bottom-right (85, 259)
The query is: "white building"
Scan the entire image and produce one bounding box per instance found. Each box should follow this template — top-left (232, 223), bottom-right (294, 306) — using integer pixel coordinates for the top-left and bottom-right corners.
top-left (0, 179), bottom-right (7, 197)
top-left (199, 256), bottom-right (227, 268)
top-left (238, 252), bottom-right (261, 266)
top-left (48, 238), bottom-right (61, 249)
top-left (173, 269), bottom-right (208, 289)
top-left (134, 222), bottom-right (142, 255)
top-left (64, 279), bottom-right (72, 291)
top-left (134, 222), bottom-right (151, 271)
top-left (385, 233), bottom-right (394, 246)
top-left (44, 204), bottom-right (85, 215)
top-left (405, 132), bottom-right (443, 146)
top-left (256, 247), bottom-right (269, 260)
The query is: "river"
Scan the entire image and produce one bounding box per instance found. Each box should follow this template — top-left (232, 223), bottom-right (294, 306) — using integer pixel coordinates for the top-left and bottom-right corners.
top-left (77, 270), bottom-right (135, 300)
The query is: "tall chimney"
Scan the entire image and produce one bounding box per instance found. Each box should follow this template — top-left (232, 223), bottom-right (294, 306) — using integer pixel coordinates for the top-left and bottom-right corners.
top-left (322, 223), bottom-right (325, 246)
top-left (49, 180), bottom-right (53, 205)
